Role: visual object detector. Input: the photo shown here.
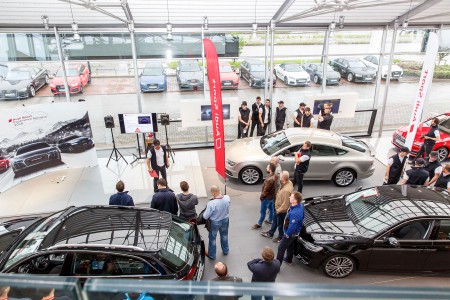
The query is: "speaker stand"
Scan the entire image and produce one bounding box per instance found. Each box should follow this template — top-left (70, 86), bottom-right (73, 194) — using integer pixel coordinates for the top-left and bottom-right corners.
top-left (164, 124), bottom-right (175, 163)
top-left (131, 133), bottom-right (146, 164)
top-left (107, 128), bottom-right (128, 167)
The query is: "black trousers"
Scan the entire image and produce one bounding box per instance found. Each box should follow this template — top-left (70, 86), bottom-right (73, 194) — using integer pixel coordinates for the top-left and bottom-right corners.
top-left (153, 165), bottom-right (167, 191)
top-left (269, 212), bottom-right (286, 238)
top-left (263, 122), bottom-right (270, 135)
top-left (276, 235), bottom-right (296, 265)
top-left (275, 122), bottom-right (283, 131)
top-left (415, 142), bottom-right (435, 160)
top-left (250, 119), bottom-right (258, 137)
top-left (294, 171), bottom-right (305, 193)
top-left (238, 123), bottom-right (248, 139)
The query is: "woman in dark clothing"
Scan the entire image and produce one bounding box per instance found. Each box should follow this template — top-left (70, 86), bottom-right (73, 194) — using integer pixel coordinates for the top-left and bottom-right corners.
top-left (177, 181), bottom-right (199, 220)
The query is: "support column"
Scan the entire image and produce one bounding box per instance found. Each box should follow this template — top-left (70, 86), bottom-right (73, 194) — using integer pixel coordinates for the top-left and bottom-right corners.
top-left (264, 25), bottom-right (270, 100)
top-left (373, 26), bottom-right (388, 108)
top-left (268, 22), bottom-right (276, 133)
top-left (201, 26), bottom-right (207, 98)
top-left (54, 27), bottom-right (70, 103)
top-left (378, 27), bottom-right (397, 137)
top-left (129, 29), bottom-right (142, 112)
top-left (321, 29), bottom-right (330, 93)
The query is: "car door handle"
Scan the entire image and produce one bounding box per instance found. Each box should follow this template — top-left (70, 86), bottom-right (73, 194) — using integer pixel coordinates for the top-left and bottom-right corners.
top-left (329, 161), bottom-right (336, 164)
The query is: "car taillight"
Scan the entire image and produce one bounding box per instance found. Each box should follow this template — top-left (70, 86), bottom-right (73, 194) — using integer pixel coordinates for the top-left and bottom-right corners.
top-left (181, 265), bottom-right (197, 280)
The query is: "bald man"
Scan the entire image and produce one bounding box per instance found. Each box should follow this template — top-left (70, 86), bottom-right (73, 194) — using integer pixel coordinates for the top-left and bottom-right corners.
top-left (211, 262), bottom-right (243, 282)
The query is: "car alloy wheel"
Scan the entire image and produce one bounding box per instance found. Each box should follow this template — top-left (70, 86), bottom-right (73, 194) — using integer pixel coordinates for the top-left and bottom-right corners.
top-left (332, 169), bottom-right (355, 187)
top-left (28, 85), bottom-right (36, 97)
top-left (79, 85), bottom-right (83, 94)
top-left (45, 75), bottom-right (50, 85)
top-left (323, 255), bottom-right (355, 278)
top-left (347, 73), bottom-right (354, 82)
top-left (88, 75), bottom-right (92, 84)
top-left (313, 75), bottom-right (319, 84)
top-left (239, 167), bottom-right (261, 185)
top-left (437, 147), bottom-right (449, 162)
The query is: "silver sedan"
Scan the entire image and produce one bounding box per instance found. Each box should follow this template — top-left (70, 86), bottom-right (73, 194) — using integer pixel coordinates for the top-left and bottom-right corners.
top-left (225, 128), bottom-right (375, 187)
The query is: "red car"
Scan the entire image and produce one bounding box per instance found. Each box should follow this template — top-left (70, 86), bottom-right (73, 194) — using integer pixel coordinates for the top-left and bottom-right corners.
top-left (50, 63), bottom-right (91, 95)
top-left (392, 112), bottom-right (450, 161)
top-left (0, 156), bottom-right (9, 173)
top-left (219, 62), bottom-right (239, 89)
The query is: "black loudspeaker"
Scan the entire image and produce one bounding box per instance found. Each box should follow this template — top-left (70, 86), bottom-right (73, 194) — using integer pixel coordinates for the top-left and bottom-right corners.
top-left (104, 115), bottom-right (115, 128)
top-left (160, 114), bottom-right (170, 126)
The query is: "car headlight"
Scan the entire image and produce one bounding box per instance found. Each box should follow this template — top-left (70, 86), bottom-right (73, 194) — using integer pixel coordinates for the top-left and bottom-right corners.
top-left (226, 159), bottom-right (236, 167)
top-left (299, 237), bottom-right (323, 253)
top-left (19, 88), bottom-right (27, 92)
top-left (355, 74), bottom-right (363, 77)
top-left (50, 84), bottom-right (56, 88)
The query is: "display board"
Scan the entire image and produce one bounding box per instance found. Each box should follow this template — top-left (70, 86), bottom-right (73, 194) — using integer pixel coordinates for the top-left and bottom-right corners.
top-left (302, 92), bottom-right (358, 118)
top-left (180, 98), bottom-right (238, 127)
top-left (118, 113), bottom-right (158, 134)
top-left (0, 102), bottom-right (97, 192)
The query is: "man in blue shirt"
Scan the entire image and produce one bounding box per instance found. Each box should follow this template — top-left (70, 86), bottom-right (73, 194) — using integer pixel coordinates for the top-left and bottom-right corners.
top-left (203, 185), bottom-right (231, 260)
top-left (109, 180), bottom-right (135, 206)
top-left (276, 192), bottom-right (304, 266)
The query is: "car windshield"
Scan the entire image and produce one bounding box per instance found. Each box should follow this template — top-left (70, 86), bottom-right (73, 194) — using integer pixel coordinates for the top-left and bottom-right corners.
top-left (338, 134), bottom-right (368, 153)
top-left (6, 71), bottom-right (30, 81)
top-left (285, 64), bottom-right (304, 72)
top-left (348, 61), bottom-right (367, 68)
top-left (3, 210), bottom-right (65, 269)
top-left (16, 143), bottom-right (50, 155)
top-left (424, 114), bottom-right (450, 132)
top-left (219, 65), bottom-right (233, 73)
top-left (142, 67), bottom-right (163, 76)
top-left (158, 220), bottom-right (193, 270)
top-left (56, 69), bottom-right (79, 77)
top-left (180, 63), bottom-right (200, 72)
top-left (315, 64), bottom-right (335, 72)
top-left (250, 64), bottom-right (265, 72)
top-left (260, 131), bottom-right (291, 155)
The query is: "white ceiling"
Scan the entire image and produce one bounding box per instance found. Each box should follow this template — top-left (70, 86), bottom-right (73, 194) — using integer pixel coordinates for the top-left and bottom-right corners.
top-left (1, 0), bottom-right (450, 29)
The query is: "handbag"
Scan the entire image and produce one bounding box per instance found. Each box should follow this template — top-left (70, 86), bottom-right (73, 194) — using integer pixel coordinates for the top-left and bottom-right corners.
top-left (197, 207), bottom-right (211, 232)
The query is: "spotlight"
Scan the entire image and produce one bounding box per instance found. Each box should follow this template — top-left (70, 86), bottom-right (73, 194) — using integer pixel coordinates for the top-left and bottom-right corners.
top-left (402, 20), bottom-right (408, 30)
top-left (251, 23), bottom-right (258, 40)
top-left (330, 21), bottom-right (336, 31)
top-left (71, 22), bottom-right (79, 32)
top-left (41, 15), bottom-right (49, 30)
top-left (73, 32), bottom-right (81, 41)
top-left (339, 16), bottom-right (345, 29)
top-left (71, 22), bottom-right (80, 41)
top-left (166, 23), bottom-right (173, 41)
top-left (203, 16), bottom-right (208, 30)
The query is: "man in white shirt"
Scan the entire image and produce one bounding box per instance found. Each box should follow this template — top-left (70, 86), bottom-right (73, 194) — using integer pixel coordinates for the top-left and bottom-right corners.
top-left (146, 139), bottom-right (170, 192)
top-left (261, 99), bottom-right (271, 135)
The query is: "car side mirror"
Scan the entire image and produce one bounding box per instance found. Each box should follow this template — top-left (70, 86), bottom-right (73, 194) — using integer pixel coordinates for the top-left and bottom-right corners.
top-left (384, 237), bottom-right (400, 248)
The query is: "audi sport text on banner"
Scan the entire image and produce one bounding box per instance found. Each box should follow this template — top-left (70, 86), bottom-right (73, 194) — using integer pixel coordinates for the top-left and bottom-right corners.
top-left (203, 38), bottom-right (226, 179)
top-left (404, 32), bottom-right (439, 150)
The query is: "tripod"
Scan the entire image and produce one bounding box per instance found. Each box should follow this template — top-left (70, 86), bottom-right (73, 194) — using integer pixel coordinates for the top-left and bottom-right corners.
top-left (131, 133), bottom-right (146, 164)
top-left (107, 128), bottom-right (128, 167)
top-left (164, 124), bottom-right (175, 163)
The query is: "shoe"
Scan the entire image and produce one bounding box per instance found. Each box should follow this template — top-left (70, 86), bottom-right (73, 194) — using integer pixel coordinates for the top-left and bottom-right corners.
top-left (251, 224), bottom-right (262, 230)
top-left (272, 237), bottom-right (282, 243)
top-left (283, 259), bottom-right (293, 265)
top-left (264, 220), bottom-right (272, 225)
top-left (261, 231), bottom-right (273, 238)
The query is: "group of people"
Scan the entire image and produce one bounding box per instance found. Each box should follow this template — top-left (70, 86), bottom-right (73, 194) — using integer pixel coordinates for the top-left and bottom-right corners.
top-left (237, 96), bottom-right (334, 139)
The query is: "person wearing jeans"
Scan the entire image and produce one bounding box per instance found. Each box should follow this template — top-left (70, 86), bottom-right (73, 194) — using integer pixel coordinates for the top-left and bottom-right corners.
top-left (203, 185), bottom-right (231, 260)
top-left (252, 163), bottom-right (278, 230)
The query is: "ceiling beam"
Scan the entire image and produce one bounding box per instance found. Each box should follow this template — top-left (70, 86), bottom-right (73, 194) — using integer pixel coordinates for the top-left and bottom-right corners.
top-left (394, 0), bottom-right (444, 22)
top-left (56, 0), bottom-right (127, 24)
top-left (271, 0), bottom-right (296, 23)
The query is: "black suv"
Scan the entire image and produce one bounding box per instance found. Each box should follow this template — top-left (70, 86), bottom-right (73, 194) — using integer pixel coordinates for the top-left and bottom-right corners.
top-left (239, 59), bottom-right (276, 88)
top-left (0, 206), bottom-right (205, 282)
top-left (329, 57), bottom-right (376, 83)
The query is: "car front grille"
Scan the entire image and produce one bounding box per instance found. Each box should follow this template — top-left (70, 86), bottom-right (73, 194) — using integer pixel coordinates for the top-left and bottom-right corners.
top-left (56, 85), bottom-right (65, 91)
top-left (296, 79), bottom-right (307, 83)
top-left (188, 79), bottom-right (198, 83)
top-left (221, 80), bottom-right (233, 86)
top-left (394, 133), bottom-right (405, 146)
top-left (392, 71), bottom-right (401, 77)
top-left (25, 154), bottom-right (48, 166)
top-left (2, 90), bottom-right (18, 97)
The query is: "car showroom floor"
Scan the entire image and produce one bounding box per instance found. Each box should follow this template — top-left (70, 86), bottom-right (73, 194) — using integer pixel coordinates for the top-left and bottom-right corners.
top-left (1, 128), bottom-right (450, 287)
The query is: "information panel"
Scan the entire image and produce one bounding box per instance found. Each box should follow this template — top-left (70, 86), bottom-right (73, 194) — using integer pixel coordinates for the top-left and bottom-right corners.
top-left (118, 113), bottom-right (158, 134)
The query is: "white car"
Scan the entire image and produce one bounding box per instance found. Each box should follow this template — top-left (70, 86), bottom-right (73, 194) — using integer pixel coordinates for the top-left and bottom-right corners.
top-left (362, 55), bottom-right (403, 80)
top-left (274, 63), bottom-right (310, 86)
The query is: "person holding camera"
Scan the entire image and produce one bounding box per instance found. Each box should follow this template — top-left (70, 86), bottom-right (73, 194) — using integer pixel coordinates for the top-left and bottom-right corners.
top-left (147, 139), bottom-right (170, 192)
top-left (411, 117), bottom-right (441, 163)
top-left (238, 101), bottom-right (250, 139)
top-left (317, 103), bottom-right (333, 130)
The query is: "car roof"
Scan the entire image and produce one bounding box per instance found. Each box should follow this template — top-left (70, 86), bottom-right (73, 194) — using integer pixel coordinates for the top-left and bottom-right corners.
top-left (244, 59), bottom-right (264, 65)
top-left (284, 128), bottom-right (341, 146)
top-left (144, 62), bottom-right (163, 68)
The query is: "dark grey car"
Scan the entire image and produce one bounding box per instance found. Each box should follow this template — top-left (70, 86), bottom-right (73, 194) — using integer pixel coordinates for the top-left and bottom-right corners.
top-left (239, 59), bottom-right (276, 88)
top-left (176, 60), bottom-right (204, 90)
top-left (11, 142), bottom-right (61, 177)
top-left (0, 67), bottom-right (49, 99)
top-left (329, 57), bottom-right (377, 83)
top-left (303, 63), bottom-right (341, 85)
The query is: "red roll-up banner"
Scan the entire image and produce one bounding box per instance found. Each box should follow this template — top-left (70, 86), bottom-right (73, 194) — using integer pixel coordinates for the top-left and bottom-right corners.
top-left (203, 38), bottom-right (226, 179)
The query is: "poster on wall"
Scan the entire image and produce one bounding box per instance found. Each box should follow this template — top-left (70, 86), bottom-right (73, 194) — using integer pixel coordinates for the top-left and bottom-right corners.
top-left (0, 102), bottom-right (97, 192)
top-left (302, 92), bottom-right (358, 118)
top-left (180, 98), bottom-right (238, 127)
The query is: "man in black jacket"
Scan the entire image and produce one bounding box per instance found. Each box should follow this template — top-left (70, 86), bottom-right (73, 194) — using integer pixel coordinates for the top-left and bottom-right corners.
top-left (247, 246), bottom-right (281, 300)
top-left (147, 139), bottom-right (170, 192)
top-left (317, 104), bottom-right (333, 130)
top-left (435, 164), bottom-right (450, 190)
top-left (274, 101), bottom-right (287, 131)
top-left (400, 158), bottom-right (429, 185)
top-left (250, 96), bottom-right (263, 137)
top-left (384, 147), bottom-right (409, 184)
top-left (151, 178), bottom-right (178, 215)
top-left (294, 141), bottom-right (311, 193)
top-left (109, 180), bottom-right (135, 206)
top-left (411, 117), bottom-right (441, 163)
top-left (238, 101), bottom-right (250, 139)
top-left (424, 151), bottom-right (442, 186)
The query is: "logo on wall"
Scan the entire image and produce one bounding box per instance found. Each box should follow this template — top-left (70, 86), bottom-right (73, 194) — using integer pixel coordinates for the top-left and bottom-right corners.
top-left (8, 111), bottom-right (48, 129)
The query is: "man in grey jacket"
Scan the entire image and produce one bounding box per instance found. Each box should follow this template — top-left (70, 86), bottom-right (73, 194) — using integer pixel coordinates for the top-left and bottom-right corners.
top-left (177, 181), bottom-right (199, 220)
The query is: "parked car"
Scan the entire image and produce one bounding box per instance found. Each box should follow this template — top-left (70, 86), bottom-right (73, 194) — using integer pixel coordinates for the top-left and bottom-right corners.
top-left (57, 135), bottom-right (95, 153)
top-left (11, 142), bottom-right (61, 177)
top-left (140, 62), bottom-right (167, 92)
top-left (329, 57), bottom-right (377, 83)
top-left (0, 67), bottom-right (49, 99)
top-left (219, 62), bottom-right (239, 89)
top-left (0, 156), bottom-right (9, 173)
top-left (0, 206), bottom-right (205, 282)
top-left (274, 63), bottom-right (310, 86)
top-left (176, 60), bottom-right (204, 90)
top-left (392, 112), bottom-right (450, 161)
top-left (362, 55), bottom-right (403, 80)
top-left (295, 185), bottom-right (450, 278)
top-left (50, 63), bottom-right (91, 95)
top-left (302, 63), bottom-right (341, 85)
top-left (239, 59), bottom-right (276, 88)
top-left (226, 128), bottom-right (375, 187)
top-left (0, 64), bottom-right (8, 81)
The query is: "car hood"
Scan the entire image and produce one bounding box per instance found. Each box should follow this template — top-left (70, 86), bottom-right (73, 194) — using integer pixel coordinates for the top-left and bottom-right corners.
top-left (13, 147), bottom-right (58, 161)
top-left (350, 66), bottom-right (377, 75)
top-left (285, 71), bottom-right (309, 78)
top-left (317, 70), bottom-right (341, 79)
top-left (140, 75), bottom-right (166, 84)
top-left (0, 80), bottom-right (29, 90)
top-left (60, 137), bottom-right (88, 144)
top-left (226, 137), bottom-right (268, 162)
top-left (396, 123), bottom-right (425, 139)
top-left (220, 72), bottom-right (238, 81)
top-left (179, 71), bottom-right (203, 81)
top-left (303, 196), bottom-right (368, 243)
top-left (250, 71), bottom-right (266, 80)
top-left (51, 76), bottom-right (80, 85)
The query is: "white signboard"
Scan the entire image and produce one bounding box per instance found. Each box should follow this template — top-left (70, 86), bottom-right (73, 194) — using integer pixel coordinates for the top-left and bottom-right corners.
top-left (180, 97), bottom-right (239, 127)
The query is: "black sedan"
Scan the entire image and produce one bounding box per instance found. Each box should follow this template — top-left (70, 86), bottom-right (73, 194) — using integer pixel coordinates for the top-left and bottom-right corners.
top-left (329, 57), bottom-right (376, 83)
top-left (0, 206), bottom-right (205, 282)
top-left (295, 185), bottom-right (450, 278)
top-left (302, 63), bottom-right (341, 85)
top-left (11, 142), bottom-right (61, 177)
top-left (57, 135), bottom-right (95, 153)
top-left (239, 59), bottom-right (276, 88)
top-left (0, 67), bottom-right (49, 99)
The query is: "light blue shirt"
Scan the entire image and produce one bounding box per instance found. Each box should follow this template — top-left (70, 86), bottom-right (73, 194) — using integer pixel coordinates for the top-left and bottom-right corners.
top-left (203, 195), bottom-right (230, 221)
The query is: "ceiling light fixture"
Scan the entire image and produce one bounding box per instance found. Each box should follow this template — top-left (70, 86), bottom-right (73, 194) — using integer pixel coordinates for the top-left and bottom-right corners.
top-left (203, 16), bottom-right (208, 30)
top-left (41, 15), bottom-right (49, 30)
top-left (68, 0), bottom-right (80, 41)
top-left (251, 0), bottom-right (258, 40)
top-left (339, 15), bottom-right (345, 29)
top-left (330, 21), bottom-right (336, 31)
top-left (166, 0), bottom-right (173, 41)
top-left (402, 0), bottom-right (413, 32)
